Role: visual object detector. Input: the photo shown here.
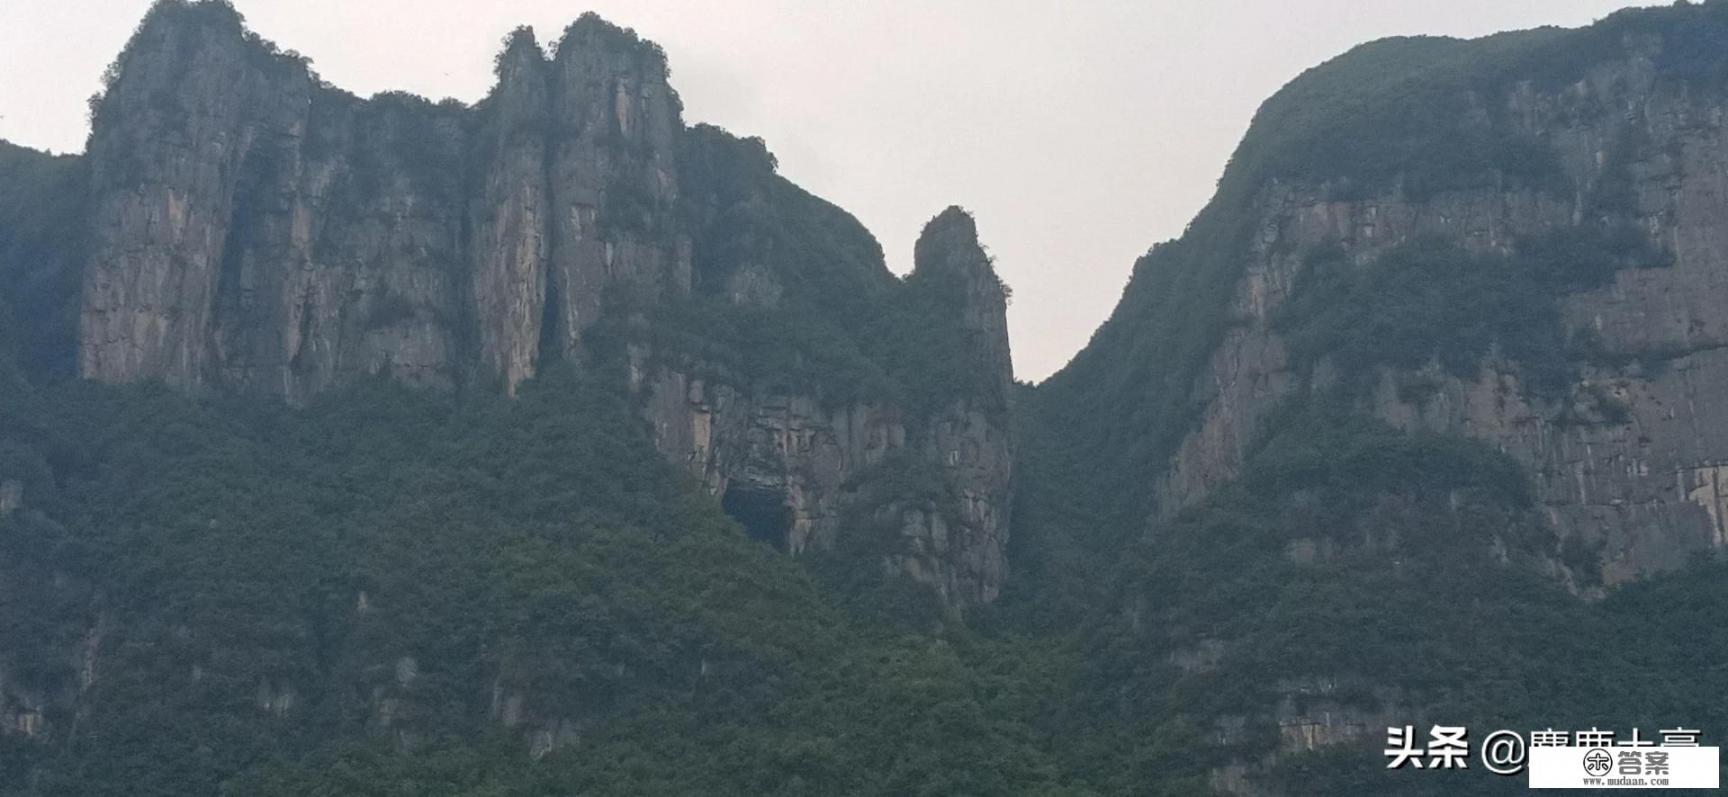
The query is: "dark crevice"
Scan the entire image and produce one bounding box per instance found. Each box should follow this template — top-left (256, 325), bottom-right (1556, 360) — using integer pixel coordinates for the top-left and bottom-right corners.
top-left (721, 483), bottom-right (792, 552)
top-left (537, 261), bottom-right (562, 367)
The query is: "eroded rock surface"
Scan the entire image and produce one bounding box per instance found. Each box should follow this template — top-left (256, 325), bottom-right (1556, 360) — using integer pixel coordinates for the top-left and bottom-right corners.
top-left (1157, 53), bottom-right (1728, 583)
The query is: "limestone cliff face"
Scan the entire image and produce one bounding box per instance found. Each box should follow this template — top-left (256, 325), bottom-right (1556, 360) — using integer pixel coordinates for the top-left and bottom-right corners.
top-left (1155, 44), bottom-right (1728, 584)
top-left (895, 209), bottom-right (1015, 604)
top-left (637, 209), bottom-right (1015, 607)
top-left (912, 207), bottom-right (1015, 404)
top-left (469, 31), bottom-right (554, 392)
top-left (78, 5), bottom-right (310, 391)
top-left (65, 2), bottom-right (1011, 607)
top-left (544, 19), bottom-right (690, 356)
top-left (77, 4), bottom-right (687, 398)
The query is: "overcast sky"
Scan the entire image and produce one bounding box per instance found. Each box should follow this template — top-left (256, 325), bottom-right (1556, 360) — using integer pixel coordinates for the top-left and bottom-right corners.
top-left (0, 1), bottom-right (1656, 381)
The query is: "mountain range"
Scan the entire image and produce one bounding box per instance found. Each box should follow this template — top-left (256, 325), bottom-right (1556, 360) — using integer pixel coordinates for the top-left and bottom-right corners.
top-left (2, 1), bottom-right (1727, 794)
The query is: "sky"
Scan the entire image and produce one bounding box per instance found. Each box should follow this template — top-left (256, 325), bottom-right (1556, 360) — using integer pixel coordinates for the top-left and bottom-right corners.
top-left (0, 0), bottom-right (1658, 381)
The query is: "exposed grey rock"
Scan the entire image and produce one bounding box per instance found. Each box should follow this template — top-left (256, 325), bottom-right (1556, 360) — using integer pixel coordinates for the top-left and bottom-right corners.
top-left (911, 206), bottom-right (1015, 402)
top-left (635, 209), bottom-right (1015, 607)
top-left (469, 30), bottom-right (553, 393)
top-left (70, 5), bottom-right (1013, 610)
top-left (78, 6), bottom-right (287, 390)
top-left (77, 6), bottom-right (688, 397)
top-left (543, 16), bottom-right (691, 359)
top-left (1157, 53), bottom-right (1728, 585)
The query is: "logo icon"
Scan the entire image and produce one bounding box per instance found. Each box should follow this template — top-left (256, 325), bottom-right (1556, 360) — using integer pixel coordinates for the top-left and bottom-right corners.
top-left (1582, 748), bottom-right (1613, 777)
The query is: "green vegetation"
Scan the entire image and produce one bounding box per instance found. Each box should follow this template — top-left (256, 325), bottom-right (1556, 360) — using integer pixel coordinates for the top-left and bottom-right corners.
top-left (90, 0), bottom-right (311, 132)
top-left (1001, 5), bottom-right (1728, 791)
top-left (0, 142), bottom-right (85, 380)
top-left (12, 365), bottom-right (1712, 797)
top-left (1030, 407), bottom-right (1728, 795)
top-left (0, 372), bottom-right (1079, 796)
top-left (1275, 223), bottom-right (1667, 397)
top-left (1228, 1), bottom-right (1728, 199)
top-left (1024, 0), bottom-right (1721, 549)
top-left (9, 1), bottom-right (1728, 794)
top-left (648, 125), bottom-right (1008, 422)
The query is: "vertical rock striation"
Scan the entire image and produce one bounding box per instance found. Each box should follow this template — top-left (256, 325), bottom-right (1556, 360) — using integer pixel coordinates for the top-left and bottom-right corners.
top-left (637, 207), bottom-right (1016, 607)
top-left (898, 208), bottom-right (1015, 604)
top-left (544, 17), bottom-right (690, 357)
top-left (78, 4), bottom-right (292, 390)
top-left (1099, 24), bottom-right (1728, 586)
top-left (63, 1), bottom-right (1012, 608)
top-left (76, 4), bottom-right (689, 397)
top-left (469, 29), bottom-right (553, 393)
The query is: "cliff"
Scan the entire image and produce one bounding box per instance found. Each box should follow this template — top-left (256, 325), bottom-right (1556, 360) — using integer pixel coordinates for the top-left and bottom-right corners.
top-left (1044, 5), bottom-right (1728, 587)
top-left (39, 0), bottom-right (1014, 609)
top-left (637, 206), bottom-right (1014, 605)
top-left (0, 10), bottom-right (1021, 769)
top-left (1023, 3), bottom-right (1728, 792)
top-left (15, 1), bottom-right (1728, 794)
top-left (1156, 26), bottom-right (1728, 584)
top-left (75, 5), bottom-right (687, 397)
top-left (0, 375), bottom-right (1054, 795)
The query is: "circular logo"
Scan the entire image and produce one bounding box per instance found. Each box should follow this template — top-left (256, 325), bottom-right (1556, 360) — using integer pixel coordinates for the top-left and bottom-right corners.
top-left (1583, 748), bottom-right (1614, 777)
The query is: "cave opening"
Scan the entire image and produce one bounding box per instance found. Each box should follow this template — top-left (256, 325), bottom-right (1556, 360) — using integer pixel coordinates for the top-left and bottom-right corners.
top-left (721, 484), bottom-right (792, 552)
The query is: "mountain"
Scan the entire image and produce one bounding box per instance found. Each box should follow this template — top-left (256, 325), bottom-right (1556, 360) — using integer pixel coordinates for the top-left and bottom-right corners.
top-left (2, 0), bottom-right (1727, 794)
top-left (53, 0), bottom-right (1016, 608)
top-left (1011, 2), bottom-right (1728, 792)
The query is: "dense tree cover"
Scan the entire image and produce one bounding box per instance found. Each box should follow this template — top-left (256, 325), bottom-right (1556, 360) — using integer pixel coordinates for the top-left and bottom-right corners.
top-left (1275, 223), bottom-right (1669, 397)
top-left (0, 142), bottom-right (85, 380)
top-left (1229, 0), bottom-right (1728, 199)
top-left (1026, 0), bottom-right (1722, 548)
top-left (1025, 405), bottom-right (1728, 795)
top-left (8, 2), bottom-right (1728, 794)
top-left (999, 5), bottom-right (1728, 792)
top-left (21, 366), bottom-right (1719, 795)
top-left (655, 126), bottom-right (1010, 422)
top-left (0, 371), bottom-right (1081, 796)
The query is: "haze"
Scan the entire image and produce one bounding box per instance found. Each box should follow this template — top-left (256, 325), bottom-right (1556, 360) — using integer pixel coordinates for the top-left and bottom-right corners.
top-left (0, 0), bottom-right (1655, 381)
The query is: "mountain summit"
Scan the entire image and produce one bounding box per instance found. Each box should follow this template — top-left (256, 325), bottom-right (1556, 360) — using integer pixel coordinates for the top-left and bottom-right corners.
top-left (3, 1), bottom-right (1728, 794)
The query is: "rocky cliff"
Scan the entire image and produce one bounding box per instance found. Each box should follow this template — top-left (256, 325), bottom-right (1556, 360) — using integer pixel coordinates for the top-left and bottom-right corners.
top-left (1046, 7), bottom-right (1728, 590)
top-left (1161, 38), bottom-right (1728, 585)
top-left (638, 208), bottom-right (1014, 606)
top-left (76, 4), bottom-right (687, 398)
top-left (10, 1), bottom-right (1728, 794)
top-left (1022, 5), bottom-right (1728, 793)
top-left (54, 0), bottom-right (1012, 608)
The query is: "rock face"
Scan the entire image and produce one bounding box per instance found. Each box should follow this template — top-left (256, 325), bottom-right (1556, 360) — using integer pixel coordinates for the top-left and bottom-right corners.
top-left (469, 31), bottom-right (555, 392)
top-left (894, 209), bottom-right (1015, 604)
top-left (77, 4), bottom-right (688, 399)
top-left (638, 209), bottom-right (1015, 607)
top-left (913, 207), bottom-right (1015, 402)
top-left (65, 2), bottom-right (1012, 607)
top-left (1152, 40), bottom-right (1728, 584)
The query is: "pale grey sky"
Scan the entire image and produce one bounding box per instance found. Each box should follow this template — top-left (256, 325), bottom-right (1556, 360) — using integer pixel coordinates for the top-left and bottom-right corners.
top-left (0, 0), bottom-right (1655, 381)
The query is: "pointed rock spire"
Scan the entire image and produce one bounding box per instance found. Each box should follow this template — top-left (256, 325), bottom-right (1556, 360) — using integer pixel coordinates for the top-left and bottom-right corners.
top-left (912, 206), bottom-right (1014, 399)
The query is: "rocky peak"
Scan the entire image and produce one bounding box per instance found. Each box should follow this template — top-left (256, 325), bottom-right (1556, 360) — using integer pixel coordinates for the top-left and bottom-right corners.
top-left (539, 13), bottom-right (688, 360)
top-left (52, 4), bottom-right (1014, 611)
top-left (1041, 3), bottom-right (1728, 596)
top-left (106, 0), bottom-right (255, 78)
top-left (493, 28), bottom-right (549, 92)
top-left (469, 29), bottom-right (552, 394)
top-left (79, 0), bottom-right (317, 392)
top-left (553, 13), bottom-right (674, 83)
top-left (912, 206), bottom-right (985, 273)
top-left (911, 206), bottom-right (1014, 399)
top-left (76, 3), bottom-right (691, 395)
